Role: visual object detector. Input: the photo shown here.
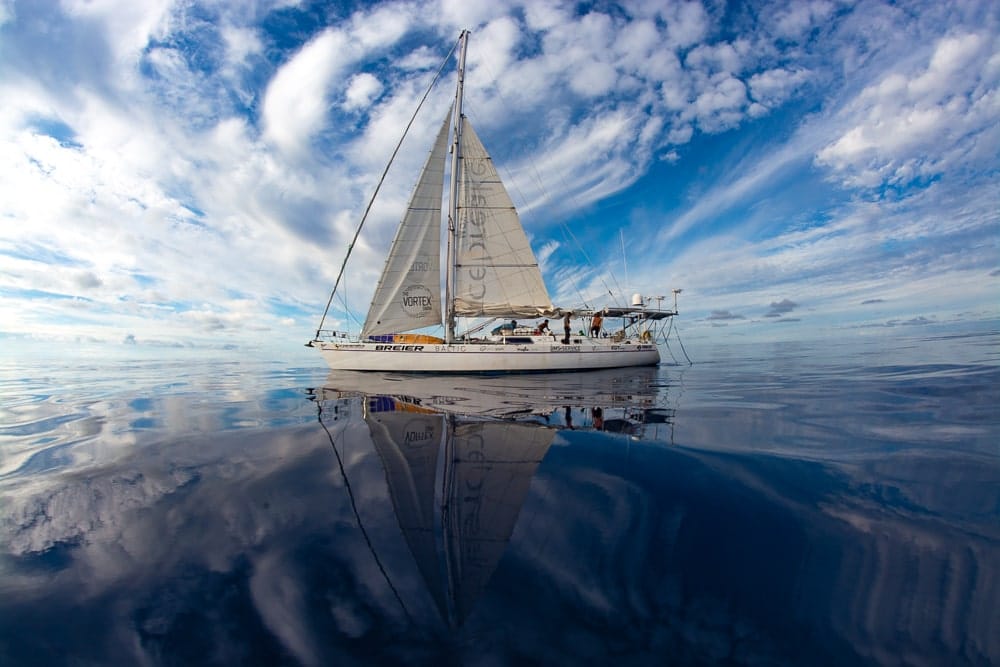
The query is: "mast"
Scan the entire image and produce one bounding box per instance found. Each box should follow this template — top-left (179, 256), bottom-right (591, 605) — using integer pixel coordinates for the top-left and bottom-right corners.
top-left (445, 29), bottom-right (469, 344)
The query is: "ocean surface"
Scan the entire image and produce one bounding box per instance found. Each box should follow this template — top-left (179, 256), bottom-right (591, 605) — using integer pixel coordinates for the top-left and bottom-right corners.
top-left (1, 331), bottom-right (998, 666)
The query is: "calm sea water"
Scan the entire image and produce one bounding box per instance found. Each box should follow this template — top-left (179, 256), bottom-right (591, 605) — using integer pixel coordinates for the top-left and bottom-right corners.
top-left (1, 332), bottom-right (998, 666)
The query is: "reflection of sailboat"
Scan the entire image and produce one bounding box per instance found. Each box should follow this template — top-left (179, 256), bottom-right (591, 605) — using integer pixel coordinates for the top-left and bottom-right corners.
top-left (363, 396), bottom-right (555, 627)
top-left (317, 366), bottom-right (668, 420)
top-left (310, 370), bottom-right (674, 626)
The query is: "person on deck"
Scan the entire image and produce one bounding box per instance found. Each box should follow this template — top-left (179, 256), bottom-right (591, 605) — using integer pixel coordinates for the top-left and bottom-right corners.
top-left (590, 312), bottom-right (603, 337)
top-left (537, 319), bottom-right (550, 334)
top-left (562, 311), bottom-right (572, 344)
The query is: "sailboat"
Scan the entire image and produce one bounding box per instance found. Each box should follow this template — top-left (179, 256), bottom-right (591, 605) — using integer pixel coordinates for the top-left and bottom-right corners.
top-left (308, 30), bottom-right (678, 373)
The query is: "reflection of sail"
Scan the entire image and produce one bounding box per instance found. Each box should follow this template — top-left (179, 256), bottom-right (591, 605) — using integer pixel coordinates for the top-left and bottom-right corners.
top-left (444, 421), bottom-right (554, 625)
top-left (363, 395), bottom-right (555, 627)
top-left (365, 398), bottom-right (449, 618)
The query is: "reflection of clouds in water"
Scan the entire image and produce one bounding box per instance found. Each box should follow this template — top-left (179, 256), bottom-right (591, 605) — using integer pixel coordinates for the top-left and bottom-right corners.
top-left (505, 445), bottom-right (796, 664)
top-left (2, 415), bottom-right (425, 663)
top-left (495, 441), bottom-right (999, 664)
top-left (250, 546), bottom-right (322, 667)
top-left (1, 392), bottom-right (997, 664)
top-left (0, 359), bottom-right (321, 477)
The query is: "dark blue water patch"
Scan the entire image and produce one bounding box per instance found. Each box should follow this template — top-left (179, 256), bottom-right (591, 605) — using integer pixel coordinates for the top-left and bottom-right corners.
top-left (13, 441), bottom-right (78, 476)
top-left (3, 538), bottom-right (79, 573)
top-left (129, 398), bottom-right (155, 411)
top-left (459, 439), bottom-right (863, 665)
top-left (130, 560), bottom-right (294, 666)
top-left (0, 412), bottom-right (87, 437)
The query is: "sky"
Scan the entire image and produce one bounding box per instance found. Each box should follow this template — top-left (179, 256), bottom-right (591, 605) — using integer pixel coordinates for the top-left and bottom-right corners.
top-left (1, 0), bottom-right (998, 361)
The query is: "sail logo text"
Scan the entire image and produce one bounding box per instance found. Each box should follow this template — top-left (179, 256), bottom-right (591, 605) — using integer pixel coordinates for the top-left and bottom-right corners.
top-left (374, 345), bottom-right (425, 351)
top-left (404, 429), bottom-right (434, 444)
top-left (402, 295), bottom-right (433, 308)
top-left (463, 190), bottom-right (489, 300)
top-left (403, 418), bottom-right (435, 446)
top-left (401, 283), bottom-right (435, 318)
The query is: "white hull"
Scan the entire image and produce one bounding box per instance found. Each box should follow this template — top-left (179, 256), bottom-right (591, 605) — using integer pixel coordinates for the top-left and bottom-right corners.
top-left (315, 338), bottom-right (659, 372)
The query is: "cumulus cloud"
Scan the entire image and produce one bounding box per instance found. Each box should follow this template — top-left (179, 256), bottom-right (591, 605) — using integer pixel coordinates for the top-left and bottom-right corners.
top-left (749, 67), bottom-right (811, 110)
top-left (771, 1), bottom-right (836, 40)
top-left (815, 33), bottom-right (999, 189)
top-left (343, 73), bottom-right (383, 110)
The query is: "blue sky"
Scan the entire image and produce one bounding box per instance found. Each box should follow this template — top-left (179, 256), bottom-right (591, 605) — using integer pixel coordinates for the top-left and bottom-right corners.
top-left (1, 0), bottom-right (998, 360)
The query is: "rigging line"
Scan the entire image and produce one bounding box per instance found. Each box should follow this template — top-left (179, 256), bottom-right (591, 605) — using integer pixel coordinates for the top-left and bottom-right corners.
top-left (314, 36), bottom-right (462, 338)
top-left (662, 316), bottom-right (679, 364)
top-left (672, 320), bottom-right (693, 365)
top-left (335, 288), bottom-right (364, 331)
top-left (316, 399), bottom-right (415, 625)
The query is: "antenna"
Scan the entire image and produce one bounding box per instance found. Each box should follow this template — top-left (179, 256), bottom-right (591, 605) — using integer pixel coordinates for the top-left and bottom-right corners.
top-left (620, 229), bottom-right (629, 294)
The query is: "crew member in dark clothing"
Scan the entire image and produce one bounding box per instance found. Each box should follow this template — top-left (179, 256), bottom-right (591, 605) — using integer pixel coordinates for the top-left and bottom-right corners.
top-left (562, 311), bottom-right (572, 344)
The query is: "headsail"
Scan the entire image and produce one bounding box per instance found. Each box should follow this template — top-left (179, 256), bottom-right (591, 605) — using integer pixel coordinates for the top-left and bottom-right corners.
top-left (452, 121), bottom-right (555, 318)
top-left (362, 111), bottom-right (452, 337)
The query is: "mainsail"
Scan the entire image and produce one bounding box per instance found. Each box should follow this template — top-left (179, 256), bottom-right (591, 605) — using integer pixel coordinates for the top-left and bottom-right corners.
top-left (362, 112), bottom-right (452, 337)
top-left (452, 121), bottom-right (555, 318)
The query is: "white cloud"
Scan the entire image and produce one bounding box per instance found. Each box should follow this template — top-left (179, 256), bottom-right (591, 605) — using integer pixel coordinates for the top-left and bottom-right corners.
top-left (685, 42), bottom-right (745, 76)
top-left (689, 75), bottom-right (749, 131)
top-left (343, 73), bottom-right (383, 110)
top-left (661, 1), bottom-right (710, 49)
top-left (262, 29), bottom-right (349, 156)
top-left (568, 60), bottom-right (618, 97)
top-left (0, 0), bottom-right (13, 28)
top-left (816, 32), bottom-right (999, 188)
top-left (60, 0), bottom-right (174, 64)
top-left (749, 67), bottom-right (810, 108)
top-left (772, 1), bottom-right (836, 40)
top-left (438, 0), bottom-right (507, 32)
top-left (522, 0), bottom-right (570, 32)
